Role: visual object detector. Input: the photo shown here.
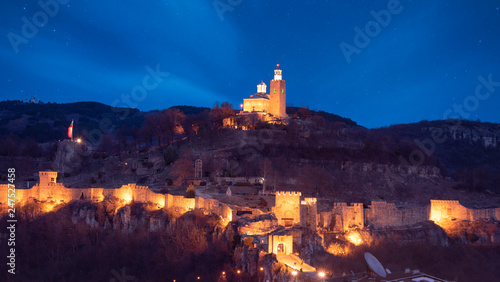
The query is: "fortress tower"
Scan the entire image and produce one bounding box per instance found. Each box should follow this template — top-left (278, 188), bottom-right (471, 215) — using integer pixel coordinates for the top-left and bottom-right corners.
top-left (268, 63), bottom-right (287, 118)
top-left (273, 191), bottom-right (301, 227)
top-left (39, 171), bottom-right (58, 186)
top-left (240, 63), bottom-right (287, 120)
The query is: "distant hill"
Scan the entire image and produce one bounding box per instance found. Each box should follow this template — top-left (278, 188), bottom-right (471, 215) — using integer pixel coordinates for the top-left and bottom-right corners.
top-left (369, 119), bottom-right (500, 192)
top-left (0, 101), bottom-right (358, 143)
top-left (286, 106), bottom-right (359, 127)
top-left (0, 101), bottom-right (213, 143)
top-left (0, 100), bottom-right (145, 142)
top-left (169, 105), bottom-right (210, 116)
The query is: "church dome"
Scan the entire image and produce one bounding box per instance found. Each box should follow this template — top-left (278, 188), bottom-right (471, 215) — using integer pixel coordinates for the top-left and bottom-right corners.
top-left (257, 81), bottom-right (267, 93)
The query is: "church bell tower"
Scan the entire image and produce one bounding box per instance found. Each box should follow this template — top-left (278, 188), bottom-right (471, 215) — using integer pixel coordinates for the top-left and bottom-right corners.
top-left (269, 63), bottom-right (287, 118)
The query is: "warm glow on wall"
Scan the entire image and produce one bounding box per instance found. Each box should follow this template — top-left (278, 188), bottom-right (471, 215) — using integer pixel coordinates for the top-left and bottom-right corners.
top-left (429, 208), bottom-right (441, 223)
top-left (43, 202), bottom-right (58, 213)
top-left (346, 231), bottom-right (363, 246)
top-left (156, 197), bottom-right (165, 208)
top-left (122, 191), bottom-right (133, 204)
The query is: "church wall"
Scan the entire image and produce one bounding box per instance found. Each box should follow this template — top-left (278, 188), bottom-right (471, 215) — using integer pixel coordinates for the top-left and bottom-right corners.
top-left (243, 98), bottom-right (269, 113)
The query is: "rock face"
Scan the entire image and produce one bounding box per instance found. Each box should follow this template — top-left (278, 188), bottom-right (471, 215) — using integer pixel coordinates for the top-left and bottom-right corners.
top-left (113, 205), bottom-right (147, 233)
top-left (442, 220), bottom-right (500, 244)
top-left (370, 222), bottom-right (450, 246)
top-left (238, 213), bottom-right (279, 235)
top-left (66, 201), bottom-right (174, 234)
top-left (71, 203), bottom-right (99, 228)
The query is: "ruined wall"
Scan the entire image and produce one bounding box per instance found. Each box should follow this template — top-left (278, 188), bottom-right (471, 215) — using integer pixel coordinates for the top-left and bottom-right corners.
top-left (300, 197), bottom-right (317, 231)
top-left (317, 212), bottom-right (332, 231)
top-left (366, 201), bottom-right (429, 228)
top-left (429, 200), bottom-right (500, 222)
top-left (341, 161), bottom-right (441, 178)
top-left (165, 194), bottom-right (195, 211)
top-left (273, 191), bottom-right (301, 227)
top-left (429, 200), bottom-right (468, 222)
top-left (331, 202), bottom-right (364, 231)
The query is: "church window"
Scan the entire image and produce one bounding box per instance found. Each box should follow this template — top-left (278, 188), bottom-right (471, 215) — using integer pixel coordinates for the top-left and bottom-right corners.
top-left (274, 89), bottom-right (276, 93)
top-left (282, 89), bottom-right (284, 94)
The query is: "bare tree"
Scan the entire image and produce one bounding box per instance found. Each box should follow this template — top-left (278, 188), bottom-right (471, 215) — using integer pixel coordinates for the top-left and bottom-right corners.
top-left (170, 150), bottom-right (194, 186)
top-left (260, 158), bottom-right (273, 193)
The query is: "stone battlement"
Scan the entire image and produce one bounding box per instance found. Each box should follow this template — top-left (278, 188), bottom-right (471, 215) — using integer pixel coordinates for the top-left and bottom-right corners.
top-left (0, 171), bottom-right (233, 222)
top-left (319, 200), bottom-right (500, 231)
top-left (276, 191), bottom-right (301, 196)
top-left (333, 202), bottom-right (363, 207)
top-left (430, 200), bottom-right (460, 204)
top-left (303, 197), bottom-right (317, 203)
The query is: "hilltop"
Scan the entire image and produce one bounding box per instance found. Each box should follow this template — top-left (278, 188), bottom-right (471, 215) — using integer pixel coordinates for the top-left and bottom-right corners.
top-left (0, 100), bottom-right (499, 206)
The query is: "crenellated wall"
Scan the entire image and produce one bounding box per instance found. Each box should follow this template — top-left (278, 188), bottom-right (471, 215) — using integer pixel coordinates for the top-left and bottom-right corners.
top-left (0, 172), bottom-right (233, 222)
top-left (318, 200), bottom-right (500, 231)
top-left (3, 174), bottom-right (499, 230)
top-left (273, 191), bottom-right (302, 227)
top-left (429, 200), bottom-right (500, 223)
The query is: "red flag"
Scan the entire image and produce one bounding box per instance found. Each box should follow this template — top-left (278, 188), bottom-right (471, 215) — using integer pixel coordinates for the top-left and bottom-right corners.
top-left (68, 120), bottom-right (73, 139)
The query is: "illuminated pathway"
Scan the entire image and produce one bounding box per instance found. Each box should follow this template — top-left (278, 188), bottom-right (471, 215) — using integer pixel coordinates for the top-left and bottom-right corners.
top-left (276, 254), bottom-right (317, 276)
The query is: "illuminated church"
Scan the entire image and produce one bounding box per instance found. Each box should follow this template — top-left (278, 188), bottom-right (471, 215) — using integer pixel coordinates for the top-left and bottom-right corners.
top-left (241, 63), bottom-right (287, 119)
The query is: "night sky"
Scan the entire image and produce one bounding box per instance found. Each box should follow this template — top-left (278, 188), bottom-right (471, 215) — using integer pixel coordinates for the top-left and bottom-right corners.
top-left (2, 0), bottom-right (500, 128)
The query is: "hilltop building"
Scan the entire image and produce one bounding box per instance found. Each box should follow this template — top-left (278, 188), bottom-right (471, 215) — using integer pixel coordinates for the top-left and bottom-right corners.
top-left (225, 63), bottom-right (288, 128)
top-left (242, 63), bottom-right (287, 119)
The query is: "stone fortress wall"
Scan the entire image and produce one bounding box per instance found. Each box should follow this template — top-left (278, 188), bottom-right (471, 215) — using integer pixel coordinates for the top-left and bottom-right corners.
top-left (0, 171), bottom-right (233, 222)
top-left (271, 190), bottom-right (500, 232)
top-left (319, 199), bottom-right (500, 231)
top-left (2, 173), bottom-right (499, 231)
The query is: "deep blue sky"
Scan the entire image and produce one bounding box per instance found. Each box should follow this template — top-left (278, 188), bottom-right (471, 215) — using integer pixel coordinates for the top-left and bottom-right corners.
top-left (1, 1), bottom-right (500, 128)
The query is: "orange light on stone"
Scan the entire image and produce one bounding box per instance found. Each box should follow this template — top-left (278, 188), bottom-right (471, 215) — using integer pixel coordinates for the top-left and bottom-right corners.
top-left (122, 191), bottom-right (133, 204)
top-left (156, 197), bottom-right (165, 208)
top-left (346, 231), bottom-right (363, 246)
top-left (43, 202), bottom-right (58, 213)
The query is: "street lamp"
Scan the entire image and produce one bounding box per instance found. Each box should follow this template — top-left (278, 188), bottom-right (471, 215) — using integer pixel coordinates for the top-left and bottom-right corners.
top-left (292, 270), bottom-right (297, 276)
top-left (318, 271), bottom-right (325, 278)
